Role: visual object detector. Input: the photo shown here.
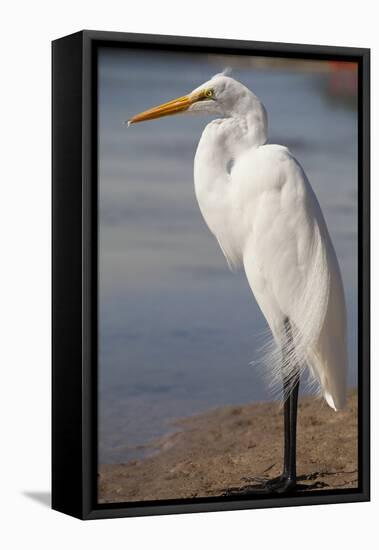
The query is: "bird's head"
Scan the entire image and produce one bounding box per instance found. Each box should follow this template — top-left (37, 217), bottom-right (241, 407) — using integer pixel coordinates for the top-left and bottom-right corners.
top-left (127, 71), bottom-right (256, 125)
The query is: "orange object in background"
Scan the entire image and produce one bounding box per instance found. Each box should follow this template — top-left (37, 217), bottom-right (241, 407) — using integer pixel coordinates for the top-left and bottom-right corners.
top-left (327, 61), bottom-right (358, 99)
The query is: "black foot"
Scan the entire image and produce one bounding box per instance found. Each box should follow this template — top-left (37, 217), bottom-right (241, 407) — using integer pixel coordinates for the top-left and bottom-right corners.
top-left (262, 474), bottom-right (297, 493)
top-left (223, 475), bottom-right (327, 497)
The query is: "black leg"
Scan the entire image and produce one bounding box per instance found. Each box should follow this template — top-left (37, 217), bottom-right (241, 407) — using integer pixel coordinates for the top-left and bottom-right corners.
top-left (282, 318), bottom-right (300, 482)
top-left (270, 318), bottom-right (300, 491)
top-left (223, 318), bottom-right (304, 496)
top-left (282, 373), bottom-right (300, 483)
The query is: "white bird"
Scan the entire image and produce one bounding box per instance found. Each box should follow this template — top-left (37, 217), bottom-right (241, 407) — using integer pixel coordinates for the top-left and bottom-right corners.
top-left (128, 71), bottom-right (347, 494)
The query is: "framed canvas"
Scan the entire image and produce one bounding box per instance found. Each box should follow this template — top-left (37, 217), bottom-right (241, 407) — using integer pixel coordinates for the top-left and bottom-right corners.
top-left (52, 30), bottom-right (370, 520)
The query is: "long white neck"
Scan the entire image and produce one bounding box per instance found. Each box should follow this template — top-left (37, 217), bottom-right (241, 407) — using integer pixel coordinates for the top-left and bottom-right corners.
top-left (194, 99), bottom-right (268, 190)
top-left (193, 104), bottom-right (267, 269)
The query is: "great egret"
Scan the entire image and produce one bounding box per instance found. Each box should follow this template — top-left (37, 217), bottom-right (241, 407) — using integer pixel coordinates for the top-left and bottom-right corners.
top-left (128, 72), bottom-right (347, 494)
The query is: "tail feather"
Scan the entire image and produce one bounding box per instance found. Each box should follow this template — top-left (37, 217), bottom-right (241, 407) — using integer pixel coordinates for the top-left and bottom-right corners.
top-left (255, 222), bottom-right (347, 409)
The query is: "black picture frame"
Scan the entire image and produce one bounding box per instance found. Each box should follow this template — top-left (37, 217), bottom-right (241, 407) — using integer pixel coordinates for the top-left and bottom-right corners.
top-left (52, 30), bottom-right (370, 520)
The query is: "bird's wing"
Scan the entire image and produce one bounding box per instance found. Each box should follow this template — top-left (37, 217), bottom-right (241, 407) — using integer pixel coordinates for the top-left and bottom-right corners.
top-left (241, 146), bottom-right (347, 409)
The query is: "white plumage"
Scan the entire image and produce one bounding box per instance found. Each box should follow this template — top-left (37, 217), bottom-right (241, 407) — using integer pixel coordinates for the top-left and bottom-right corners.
top-left (129, 72), bottom-right (347, 412)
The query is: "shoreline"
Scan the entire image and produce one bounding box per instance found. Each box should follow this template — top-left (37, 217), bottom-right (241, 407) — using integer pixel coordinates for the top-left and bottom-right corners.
top-left (98, 391), bottom-right (357, 503)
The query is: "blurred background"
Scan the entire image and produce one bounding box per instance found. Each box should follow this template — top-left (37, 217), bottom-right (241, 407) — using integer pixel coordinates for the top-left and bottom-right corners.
top-left (98, 47), bottom-right (358, 464)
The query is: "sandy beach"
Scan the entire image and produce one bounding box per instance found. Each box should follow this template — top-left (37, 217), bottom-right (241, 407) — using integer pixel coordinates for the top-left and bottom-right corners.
top-left (98, 391), bottom-right (357, 503)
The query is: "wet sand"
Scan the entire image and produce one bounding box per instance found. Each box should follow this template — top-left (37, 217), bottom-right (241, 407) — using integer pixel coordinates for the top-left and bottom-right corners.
top-left (98, 391), bottom-right (357, 503)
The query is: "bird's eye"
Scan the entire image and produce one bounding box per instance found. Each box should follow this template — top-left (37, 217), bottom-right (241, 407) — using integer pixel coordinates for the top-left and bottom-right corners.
top-left (205, 89), bottom-right (214, 98)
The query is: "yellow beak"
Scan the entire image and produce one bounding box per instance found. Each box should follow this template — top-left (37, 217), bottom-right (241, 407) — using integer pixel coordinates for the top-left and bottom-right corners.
top-left (128, 92), bottom-right (201, 125)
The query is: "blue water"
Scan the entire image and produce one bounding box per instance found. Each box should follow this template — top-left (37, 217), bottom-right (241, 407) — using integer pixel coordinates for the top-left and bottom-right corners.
top-left (98, 48), bottom-right (358, 464)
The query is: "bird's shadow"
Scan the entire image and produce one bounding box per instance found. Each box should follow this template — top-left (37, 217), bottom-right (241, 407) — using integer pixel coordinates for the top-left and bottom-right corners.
top-left (22, 491), bottom-right (51, 508)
